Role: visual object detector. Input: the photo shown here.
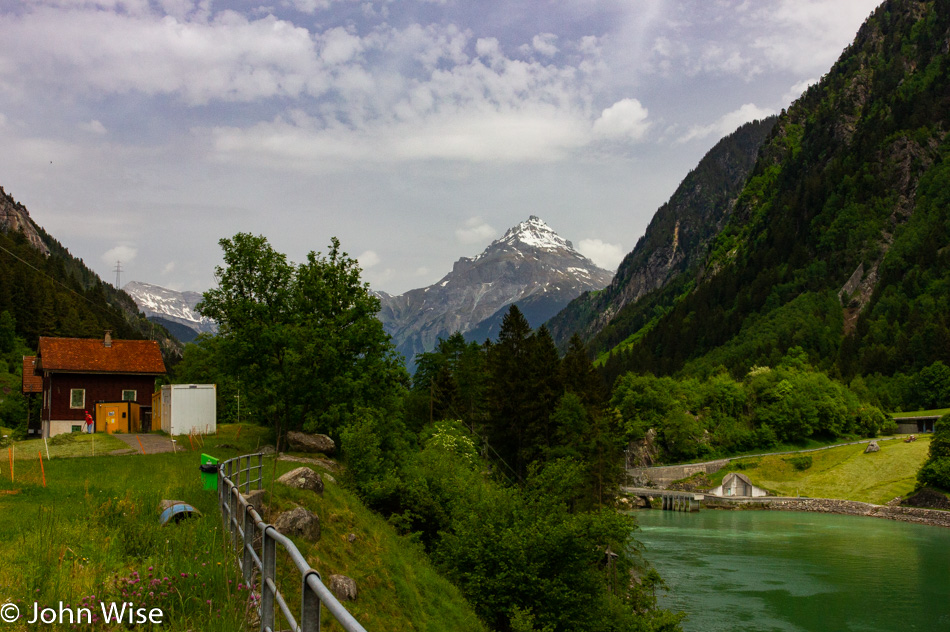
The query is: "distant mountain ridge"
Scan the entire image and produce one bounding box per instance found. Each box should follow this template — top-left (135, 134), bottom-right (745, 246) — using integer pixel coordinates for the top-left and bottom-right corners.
top-left (123, 281), bottom-right (217, 342)
top-left (377, 216), bottom-right (612, 365)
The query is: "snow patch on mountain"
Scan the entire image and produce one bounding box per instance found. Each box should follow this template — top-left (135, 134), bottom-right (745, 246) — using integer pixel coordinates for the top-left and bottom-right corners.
top-left (124, 281), bottom-right (217, 338)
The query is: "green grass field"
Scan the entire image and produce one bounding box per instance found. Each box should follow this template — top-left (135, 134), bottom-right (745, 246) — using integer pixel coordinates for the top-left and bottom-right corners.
top-left (0, 425), bottom-right (486, 631)
top-left (709, 436), bottom-right (933, 505)
top-left (890, 408), bottom-right (949, 418)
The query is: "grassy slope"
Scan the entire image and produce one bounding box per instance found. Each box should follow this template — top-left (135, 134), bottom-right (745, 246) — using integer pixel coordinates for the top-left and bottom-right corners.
top-left (268, 458), bottom-right (487, 632)
top-left (0, 425), bottom-right (486, 631)
top-left (708, 437), bottom-right (932, 505)
top-left (890, 409), bottom-right (949, 418)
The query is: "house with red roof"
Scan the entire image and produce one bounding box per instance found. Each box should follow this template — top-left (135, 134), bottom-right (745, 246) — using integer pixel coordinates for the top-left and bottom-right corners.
top-left (24, 331), bottom-right (166, 437)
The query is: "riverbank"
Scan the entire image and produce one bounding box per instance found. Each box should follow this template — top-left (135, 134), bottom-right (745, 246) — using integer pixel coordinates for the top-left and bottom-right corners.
top-left (701, 496), bottom-right (950, 528)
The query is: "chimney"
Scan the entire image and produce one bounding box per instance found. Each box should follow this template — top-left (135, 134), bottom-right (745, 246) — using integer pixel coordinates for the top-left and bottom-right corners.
top-left (104, 330), bottom-right (112, 348)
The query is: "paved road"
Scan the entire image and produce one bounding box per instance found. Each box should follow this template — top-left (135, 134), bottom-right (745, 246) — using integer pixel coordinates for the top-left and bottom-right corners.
top-left (110, 433), bottom-right (177, 454)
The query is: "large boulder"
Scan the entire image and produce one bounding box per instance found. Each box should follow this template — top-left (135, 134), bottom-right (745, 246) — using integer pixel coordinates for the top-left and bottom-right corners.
top-left (864, 440), bottom-right (881, 453)
top-left (287, 431), bottom-right (336, 455)
top-left (276, 467), bottom-right (324, 494)
top-left (328, 575), bottom-right (358, 601)
top-left (273, 506), bottom-right (321, 541)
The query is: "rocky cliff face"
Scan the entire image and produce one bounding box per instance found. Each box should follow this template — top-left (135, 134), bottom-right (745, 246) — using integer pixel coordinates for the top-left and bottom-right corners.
top-left (124, 281), bottom-right (217, 342)
top-left (547, 117), bottom-right (776, 349)
top-left (377, 216), bottom-right (612, 364)
top-left (0, 186), bottom-right (49, 255)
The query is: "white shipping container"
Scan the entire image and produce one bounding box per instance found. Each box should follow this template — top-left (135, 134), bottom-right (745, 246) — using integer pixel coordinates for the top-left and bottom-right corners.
top-left (160, 384), bottom-right (217, 435)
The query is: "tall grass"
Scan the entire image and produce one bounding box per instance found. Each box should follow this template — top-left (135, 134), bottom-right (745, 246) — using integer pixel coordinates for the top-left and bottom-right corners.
top-left (0, 424), bottom-right (487, 631)
top-left (0, 424), bottom-right (273, 630)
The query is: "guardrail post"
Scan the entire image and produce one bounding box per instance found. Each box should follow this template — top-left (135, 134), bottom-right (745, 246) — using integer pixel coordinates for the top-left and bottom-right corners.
top-left (243, 505), bottom-right (257, 584)
top-left (258, 453), bottom-right (264, 490)
top-left (301, 571), bottom-right (322, 632)
top-left (230, 487), bottom-right (241, 547)
top-left (261, 526), bottom-right (277, 632)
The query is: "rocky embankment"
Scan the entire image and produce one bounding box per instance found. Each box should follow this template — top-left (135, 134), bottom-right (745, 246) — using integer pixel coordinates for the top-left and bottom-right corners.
top-left (703, 496), bottom-right (950, 529)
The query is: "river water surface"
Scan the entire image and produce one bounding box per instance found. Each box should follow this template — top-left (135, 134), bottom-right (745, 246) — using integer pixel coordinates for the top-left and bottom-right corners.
top-left (634, 509), bottom-right (950, 632)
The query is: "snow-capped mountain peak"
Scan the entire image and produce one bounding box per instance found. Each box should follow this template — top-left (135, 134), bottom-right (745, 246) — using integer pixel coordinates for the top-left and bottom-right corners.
top-left (496, 215), bottom-right (572, 252)
top-left (376, 216), bottom-right (612, 366)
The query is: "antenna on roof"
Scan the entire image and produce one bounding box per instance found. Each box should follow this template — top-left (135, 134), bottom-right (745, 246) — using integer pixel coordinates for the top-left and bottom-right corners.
top-left (113, 260), bottom-right (122, 288)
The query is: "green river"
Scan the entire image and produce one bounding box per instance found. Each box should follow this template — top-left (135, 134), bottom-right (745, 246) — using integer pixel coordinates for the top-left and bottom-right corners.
top-left (634, 509), bottom-right (950, 632)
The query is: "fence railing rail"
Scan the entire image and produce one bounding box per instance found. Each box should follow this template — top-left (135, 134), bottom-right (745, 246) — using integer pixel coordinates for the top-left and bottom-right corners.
top-left (218, 453), bottom-right (367, 632)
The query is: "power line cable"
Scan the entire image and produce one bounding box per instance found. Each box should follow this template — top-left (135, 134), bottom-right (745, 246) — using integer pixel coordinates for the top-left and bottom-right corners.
top-left (0, 241), bottom-right (136, 325)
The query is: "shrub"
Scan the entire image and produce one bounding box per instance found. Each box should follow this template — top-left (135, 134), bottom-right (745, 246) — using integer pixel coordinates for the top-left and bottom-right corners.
top-left (732, 459), bottom-right (760, 471)
top-left (917, 457), bottom-right (950, 491)
top-left (785, 455), bottom-right (813, 471)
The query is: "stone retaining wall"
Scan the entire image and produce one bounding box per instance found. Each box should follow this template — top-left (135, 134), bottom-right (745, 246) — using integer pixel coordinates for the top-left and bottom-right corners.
top-left (627, 460), bottom-right (730, 487)
top-left (703, 497), bottom-right (950, 529)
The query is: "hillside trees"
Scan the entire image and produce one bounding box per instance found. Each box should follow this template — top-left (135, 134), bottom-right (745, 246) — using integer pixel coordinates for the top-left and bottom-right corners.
top-left (612, 349), bottom-right (887, 462)
top-left (917, 415), bottom-right (950, 491)
top-left (198, 233), bottom-right (406, 441)
top-left (581, 2), bottom-right (950, 398)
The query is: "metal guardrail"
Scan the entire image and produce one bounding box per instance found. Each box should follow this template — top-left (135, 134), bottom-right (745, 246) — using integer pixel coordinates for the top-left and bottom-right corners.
top-left (218, 453), bottom-right (367, 632)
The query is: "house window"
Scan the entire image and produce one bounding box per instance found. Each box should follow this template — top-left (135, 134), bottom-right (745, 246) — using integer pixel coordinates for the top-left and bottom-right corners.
top-left (122, 390), bottom-right (137, 402)
top-left (70, 389), bottom-right (85, 409)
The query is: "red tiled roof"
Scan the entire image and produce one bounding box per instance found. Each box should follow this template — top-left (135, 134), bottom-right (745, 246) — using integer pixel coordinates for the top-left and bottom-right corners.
top-left (22, 356), bottom-right (43, 393)
top-left (37, 337), bottom-right (166, 375)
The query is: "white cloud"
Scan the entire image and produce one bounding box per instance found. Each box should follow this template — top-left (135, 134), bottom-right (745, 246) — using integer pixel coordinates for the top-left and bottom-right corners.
top-left (320, 26), bottom-right (363, 65)
top-left (784, 78), bottom-right (816, 106)
top-left (79, 119), bottom-right (107, 134)
top-left (162, 261), bottom-right (176, 275)
top-left (0, 6), bottom-right (323, 105)
top-left (748, 0), bottom-right (881, 75)
top-left (532, 33), bottom-right (558, 58)
top-left (284, 0), bottom-right (333, 14)
top-left (677, 103), bottom-right (775, 144)
top-left (640, 0), bottom-right (879, 80)
top-left (357, 249), bottom-right (380, 268)
top-left (593, 98), bottom-right (650, 141)
top-left (577, 238), bottom-right (624, 271)
top-left (102, 244), bottom-right (138, 265)
top-left (456, 218), bottom-right (496, 244)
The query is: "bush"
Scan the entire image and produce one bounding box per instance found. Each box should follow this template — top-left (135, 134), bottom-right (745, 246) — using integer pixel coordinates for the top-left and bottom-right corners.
top-left (880, 418), bottom-right (899, 436)
top-left (732, 459), bottom-right (760, 471)
top-left (917, 457), bottom-right (950, 491)
top-left (785, 455), bottom-right (813, 471)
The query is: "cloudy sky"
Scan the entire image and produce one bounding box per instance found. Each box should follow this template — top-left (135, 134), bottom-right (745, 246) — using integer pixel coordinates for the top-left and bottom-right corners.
top-left (0, 0), bottom-right (881, 294)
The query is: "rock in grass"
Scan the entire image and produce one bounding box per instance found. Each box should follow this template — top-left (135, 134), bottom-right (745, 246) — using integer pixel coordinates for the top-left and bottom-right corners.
top-left (329, 574), bottom-right (357, 601)
top-left (274, 506), bottom-right (321, 541)
top-left (286, 431), bottom-right (336, 455)
top-left (243, 489), bottom-right (268, 514)
top-left (864, 441), bottom-right (880, 453)
top-left (276, 467), bottom-right (324, 494)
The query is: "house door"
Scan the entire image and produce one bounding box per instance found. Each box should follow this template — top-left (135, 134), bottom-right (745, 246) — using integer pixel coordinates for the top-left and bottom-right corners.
top-left (95, 403), bottom-right (130, 434)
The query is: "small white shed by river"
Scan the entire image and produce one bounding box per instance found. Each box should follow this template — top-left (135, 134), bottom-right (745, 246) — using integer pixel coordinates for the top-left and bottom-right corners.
top-left (709, 472), bottom-right (769, 498)
top-left (153, 384), bottom-right (216, 435)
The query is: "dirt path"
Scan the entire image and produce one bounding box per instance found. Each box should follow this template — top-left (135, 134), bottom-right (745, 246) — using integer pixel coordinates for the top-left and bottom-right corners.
top-left (110, 433), bottom-right (177, 454)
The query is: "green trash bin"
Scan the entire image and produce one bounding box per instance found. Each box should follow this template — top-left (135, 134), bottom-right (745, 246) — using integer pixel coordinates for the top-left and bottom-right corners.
top-left (200, 454), bottom-right (219, 491)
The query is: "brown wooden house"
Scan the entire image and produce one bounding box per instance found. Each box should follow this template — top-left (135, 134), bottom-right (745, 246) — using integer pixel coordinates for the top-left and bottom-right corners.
top-left (25, 331), bottom-right (166, 437)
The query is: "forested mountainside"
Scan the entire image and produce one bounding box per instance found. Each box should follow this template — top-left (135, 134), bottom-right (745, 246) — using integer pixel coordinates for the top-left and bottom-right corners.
top-left (548, 117), bottom-right (777, 350)
top-left (595, 0), bottom-right (950, 410)
top-left (0, 186), bottom-right (179, 356)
